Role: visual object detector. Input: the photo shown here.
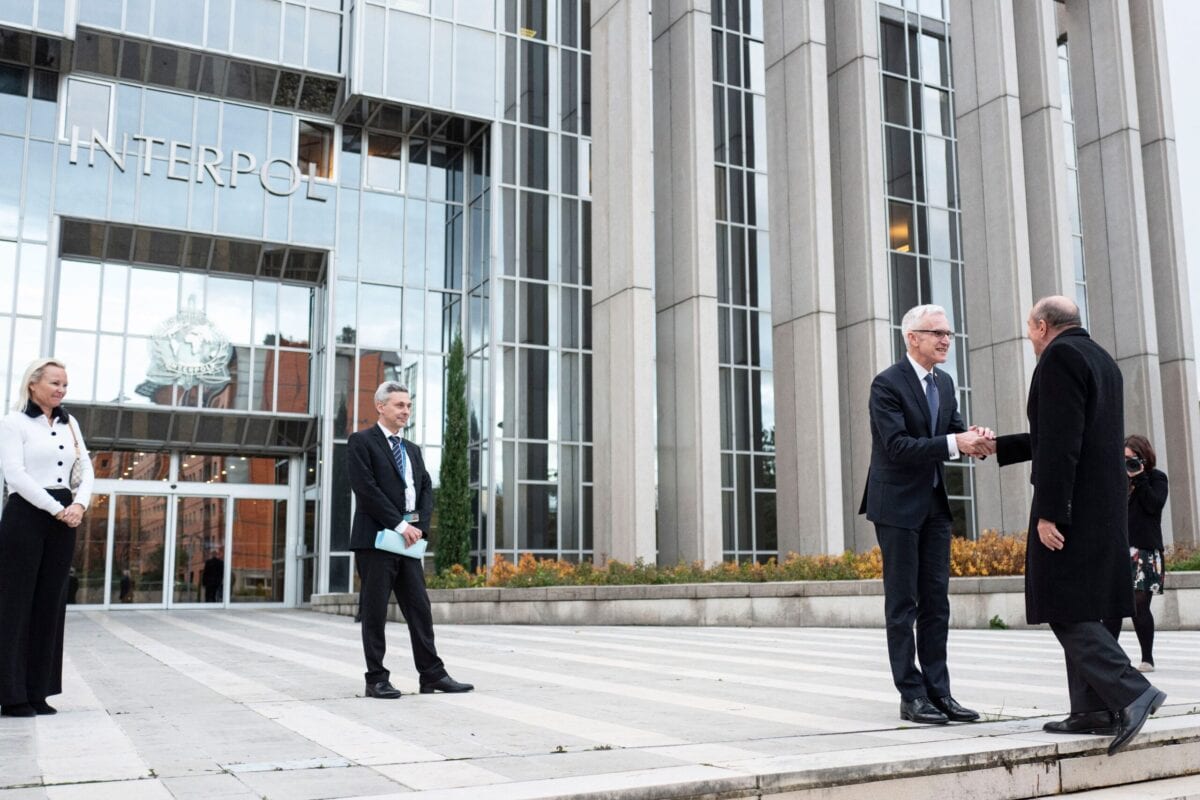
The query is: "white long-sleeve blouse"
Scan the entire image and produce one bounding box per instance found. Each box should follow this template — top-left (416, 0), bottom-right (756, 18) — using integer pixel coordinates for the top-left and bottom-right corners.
top-left (0, 403), bottom-right (95, 516)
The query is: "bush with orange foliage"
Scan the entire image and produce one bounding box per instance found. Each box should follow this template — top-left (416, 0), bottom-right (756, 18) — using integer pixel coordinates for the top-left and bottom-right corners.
top-left (426, 531), bottom-right (1039, 589)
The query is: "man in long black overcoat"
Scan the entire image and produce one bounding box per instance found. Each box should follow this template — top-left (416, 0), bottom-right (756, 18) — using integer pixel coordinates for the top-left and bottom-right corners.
top-left (995, 296), bottom-right (1164, 756)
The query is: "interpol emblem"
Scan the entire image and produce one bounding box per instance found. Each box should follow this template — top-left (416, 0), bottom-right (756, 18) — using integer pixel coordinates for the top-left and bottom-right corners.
top-left (145, 297), bottom-right (233, 388)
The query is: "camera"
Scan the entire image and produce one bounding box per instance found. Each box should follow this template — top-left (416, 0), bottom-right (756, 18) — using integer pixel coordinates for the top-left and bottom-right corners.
top-left (1125, 456), bottom-right (1144, 472)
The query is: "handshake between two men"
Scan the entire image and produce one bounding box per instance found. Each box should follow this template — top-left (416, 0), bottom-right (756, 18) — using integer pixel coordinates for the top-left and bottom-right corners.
top-left (956, 425), bottom-right (996, 458)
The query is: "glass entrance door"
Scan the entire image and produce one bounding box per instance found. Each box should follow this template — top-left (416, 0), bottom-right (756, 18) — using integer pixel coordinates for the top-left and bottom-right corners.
top-left (173, 495), bottom-right (227, 605)
top-left (76, 451), bottom-right (297, 608)
top-left (112, 493), bottom-right (169, 604)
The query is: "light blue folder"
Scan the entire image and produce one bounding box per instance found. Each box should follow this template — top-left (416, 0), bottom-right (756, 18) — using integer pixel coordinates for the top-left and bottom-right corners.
top-left (375, 528), bottom-right (428, 559)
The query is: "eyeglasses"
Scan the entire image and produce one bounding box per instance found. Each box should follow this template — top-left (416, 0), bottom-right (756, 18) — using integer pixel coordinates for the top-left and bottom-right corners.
top-left (911, 329), bottom-right (955, 340)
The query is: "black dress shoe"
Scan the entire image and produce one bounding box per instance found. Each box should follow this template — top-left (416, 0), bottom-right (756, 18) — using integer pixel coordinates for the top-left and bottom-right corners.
top-left (364, 680), bottom-right (402, 699)
top-left (29, 699), bottom-right (56, 715)
top-left (419, 676), bottom-right (474, 694)
top-left (0, 703), bottom-right (36, 718)
top-left (1108, 686), bottom-right (1167, 756)
top-left (931, 695), bottom-right (980, 722)
top-left (1043, 710), bottom-right (1118, 735)
top-left (900, 697), bottom-right (949, 724)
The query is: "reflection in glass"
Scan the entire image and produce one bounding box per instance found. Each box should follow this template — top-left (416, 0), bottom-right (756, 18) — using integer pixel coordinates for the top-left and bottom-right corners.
top-left (174, 496), bottom-right (226, 603)
top-left (55, 331), bottom-right (96, 401)
top-left (92, 334), bottom-right (123, 402)
top-left (231, 498), bottom-right (285, 602)
top-left (357, 284), bottom-right (402, 348)
top-left (298, 120), bottom-right (334, 179)
top-left (64, 78), bottom-right (112, 139)
top-left (69, 494), bottom-right (107, 605)
top-left (111, 494), bottom-right (167, 604)
top-left (367, 132), bottom-right (404, 191)
top-left (127, 268), bottom-right (179, 335)
top-left (205, 277), bottom-right (253, 344)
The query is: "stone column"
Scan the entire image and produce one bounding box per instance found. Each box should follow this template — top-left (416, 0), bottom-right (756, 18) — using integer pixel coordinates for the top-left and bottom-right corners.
top-left (1129, 0), bottom-right (1198, 547)
top-left (590, 0), bottom-right (657, 563)
top-left (652, 0), bottom-right (723, 565)
top-left (825, 0), bottom-right (889, 553)
top-left (1065, 0), bottom-right (1168, 494)
top-left (762, 0), bottom-right (843, 556)
top-left (1012, 0), bottom-right (1075, 301)
top-left (947, 0), bottom-right (1034, 536)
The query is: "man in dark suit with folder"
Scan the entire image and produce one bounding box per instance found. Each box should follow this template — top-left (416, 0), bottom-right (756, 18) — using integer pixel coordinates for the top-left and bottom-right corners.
top-left (349, 381), bottom-right (473, 699)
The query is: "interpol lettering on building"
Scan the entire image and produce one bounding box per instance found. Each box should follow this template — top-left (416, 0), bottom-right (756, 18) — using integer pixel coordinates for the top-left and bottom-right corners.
top-left (68, 126), bottom-right (329, 201)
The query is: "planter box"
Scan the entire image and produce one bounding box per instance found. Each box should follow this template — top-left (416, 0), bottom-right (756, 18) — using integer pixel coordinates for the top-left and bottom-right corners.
top-left (311, 571), bottom-right (1200, 628)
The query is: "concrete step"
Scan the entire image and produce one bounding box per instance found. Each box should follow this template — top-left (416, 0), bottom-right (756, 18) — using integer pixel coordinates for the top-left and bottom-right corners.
top-left (1050, 774), bottom-right (1200, 799)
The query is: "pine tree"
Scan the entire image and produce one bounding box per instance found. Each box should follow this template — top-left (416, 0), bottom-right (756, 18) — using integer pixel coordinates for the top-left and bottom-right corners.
top-left (435, 334), bottom-right (471, 572)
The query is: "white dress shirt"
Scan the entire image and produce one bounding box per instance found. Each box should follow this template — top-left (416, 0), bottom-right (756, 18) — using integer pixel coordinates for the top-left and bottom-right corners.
top-left (905, 354), bottom-right (961, 461)
top-left (377, 423), bottom-right (417, 535)
top-left (0, 404), bottom-right (95, 516)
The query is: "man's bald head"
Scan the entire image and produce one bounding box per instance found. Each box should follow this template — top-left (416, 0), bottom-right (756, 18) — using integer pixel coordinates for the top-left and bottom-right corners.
top-left (1027, 295), bottom-right (1082, 356)
top-left (1030, 295), bottom-right (1082, 331)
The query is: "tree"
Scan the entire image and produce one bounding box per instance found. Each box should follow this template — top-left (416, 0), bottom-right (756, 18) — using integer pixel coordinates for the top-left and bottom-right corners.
top-left (435, 334), bottom-right (471, 572)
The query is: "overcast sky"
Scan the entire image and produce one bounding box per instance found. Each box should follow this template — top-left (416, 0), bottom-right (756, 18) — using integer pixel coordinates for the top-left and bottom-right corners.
top-left (1163, 0), bottom-right (1200, 382)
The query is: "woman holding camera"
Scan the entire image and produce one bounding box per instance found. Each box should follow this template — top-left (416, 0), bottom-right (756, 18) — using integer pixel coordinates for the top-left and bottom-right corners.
top-left (1104, 435), bottom-right (1168, 672)
top-left (0, 358), bottom-right (93, 717)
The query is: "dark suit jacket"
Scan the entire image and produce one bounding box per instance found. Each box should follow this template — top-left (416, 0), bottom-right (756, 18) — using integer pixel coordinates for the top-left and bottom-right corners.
top-left (347, 425), bottom-right (433, 552)
top-left (1128, 468), bottom-right (1168, 552)
top-left (859, 358), bottom-right (966, 529)
top-left (994, 327), bottom-right (1132, 624)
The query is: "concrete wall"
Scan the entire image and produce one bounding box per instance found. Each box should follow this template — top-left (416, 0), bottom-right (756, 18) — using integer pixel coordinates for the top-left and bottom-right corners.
top-left (313, 572), bottom-right (1200, 630)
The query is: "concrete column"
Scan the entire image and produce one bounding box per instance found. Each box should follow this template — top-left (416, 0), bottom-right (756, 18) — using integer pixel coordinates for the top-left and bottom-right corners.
top-left (1012, 0), bottom-right (1075, 300)
top-left (652, 1), bottom-right (723, 565)
top-left (1129, 0), bottom-right (1198, 547)
top-left (826, 0), bottom-right (889, 553)
top-left (590, 0), bottom-right (657, 563)
top-left (947, 0), bottom-right (1034, 536)
top-left (763, 0), bottom-right (844, 556)
top-left (1065, 0), bottom-right (1168, 494)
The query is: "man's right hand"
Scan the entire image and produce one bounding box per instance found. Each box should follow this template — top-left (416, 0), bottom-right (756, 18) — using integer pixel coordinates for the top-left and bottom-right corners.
top-left (402, 525), bottom-right (424, 546)
top-left (955, 430), bottom-right (996, 458)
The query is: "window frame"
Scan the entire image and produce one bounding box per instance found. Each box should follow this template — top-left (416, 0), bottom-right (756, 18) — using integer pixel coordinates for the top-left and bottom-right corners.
top-left (58, 75), bottom-right (116, 145)
top-left (294, 116), bottom-right (338, 183)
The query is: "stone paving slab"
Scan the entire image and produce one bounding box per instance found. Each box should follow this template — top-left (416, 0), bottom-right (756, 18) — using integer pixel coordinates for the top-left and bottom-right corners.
top-left (0, 610), bottom-right (1197, 799)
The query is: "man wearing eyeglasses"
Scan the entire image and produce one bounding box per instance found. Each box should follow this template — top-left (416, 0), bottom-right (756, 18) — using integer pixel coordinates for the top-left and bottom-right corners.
top-left (861, 304), bottom-right (994, 725)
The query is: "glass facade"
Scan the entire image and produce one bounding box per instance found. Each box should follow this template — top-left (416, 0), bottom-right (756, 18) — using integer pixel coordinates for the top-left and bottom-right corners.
top-left (488, 0), bottom-right (593, 565)
top-left (5, 0), bottom-right (1122, 606)
top-left (711, 0), bottom-right (776, 563)
top-left (878, 0), bottom-right (976, 538)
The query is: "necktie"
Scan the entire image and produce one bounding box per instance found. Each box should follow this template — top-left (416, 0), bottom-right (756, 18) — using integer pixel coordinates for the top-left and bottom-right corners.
top-left (388, 435), bottom-right (406, 482)
top-left (925, 374), bottom-right (940, 487)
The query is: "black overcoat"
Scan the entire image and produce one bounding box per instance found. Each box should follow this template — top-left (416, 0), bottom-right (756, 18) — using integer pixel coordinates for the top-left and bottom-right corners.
top-left (995, 328), bottom-right (1133, 624)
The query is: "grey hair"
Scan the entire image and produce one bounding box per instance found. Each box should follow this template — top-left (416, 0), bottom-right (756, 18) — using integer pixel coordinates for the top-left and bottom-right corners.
top-left (14, 358), bottom-right (67, 411)
top-left (374, 381), bottom-right (409, 404)
top-left (900, 304), bottom-right (948, 337)
top-left (1031, 296), bottom-right (1082, 329)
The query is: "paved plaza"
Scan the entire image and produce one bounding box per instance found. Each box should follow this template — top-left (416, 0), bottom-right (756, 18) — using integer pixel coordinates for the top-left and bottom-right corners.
top-left (1, 610), bottom-right (1199, 799)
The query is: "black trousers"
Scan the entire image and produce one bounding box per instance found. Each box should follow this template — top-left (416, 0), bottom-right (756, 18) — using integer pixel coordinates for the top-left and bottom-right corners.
top-left (0, 489), bottom-right (77, 706)
top-left (355, 548), bottom-right (446, 686)
top-left (1050, 620), bottom-right (1149, 713)
top-left (875, 490), bottom-right (953, 701)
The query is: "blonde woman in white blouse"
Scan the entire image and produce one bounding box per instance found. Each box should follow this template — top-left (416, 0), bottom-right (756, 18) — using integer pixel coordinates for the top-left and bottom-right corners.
top-left (0, 358), bottom-right (94, 717)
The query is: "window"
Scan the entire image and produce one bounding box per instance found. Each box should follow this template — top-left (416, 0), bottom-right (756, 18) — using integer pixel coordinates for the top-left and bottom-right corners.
top-left (366, 131), bottom-right (404, 191)
top-left (63, 77), bottom-right (113, 141)
top-left (297, 120), bottom-right (334, 179)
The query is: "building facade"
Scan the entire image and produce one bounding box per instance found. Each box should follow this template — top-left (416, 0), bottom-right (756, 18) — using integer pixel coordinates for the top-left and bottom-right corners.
top-left (0, 0), bottom-right (1195, 608)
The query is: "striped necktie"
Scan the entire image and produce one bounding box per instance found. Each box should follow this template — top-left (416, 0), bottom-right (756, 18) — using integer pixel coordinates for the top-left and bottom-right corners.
top-left (388, 435), bottom-right (406, 481)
